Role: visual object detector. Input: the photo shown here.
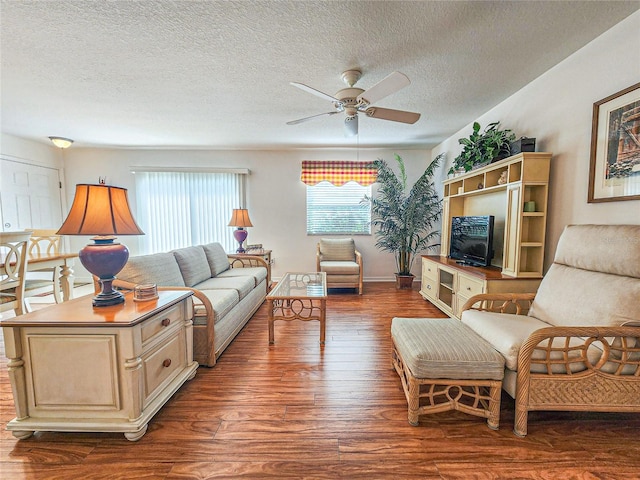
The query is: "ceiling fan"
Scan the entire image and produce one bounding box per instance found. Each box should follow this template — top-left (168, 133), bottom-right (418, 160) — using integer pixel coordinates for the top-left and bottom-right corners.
top-left (287, 69), bottom-right (421, 137)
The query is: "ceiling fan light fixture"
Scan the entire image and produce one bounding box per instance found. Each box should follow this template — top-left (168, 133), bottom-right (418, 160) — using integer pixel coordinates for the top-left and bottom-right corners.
top-left (49, 136), bottom-right (74, 149)
top-left (340, 69), bottom-right (362, 87)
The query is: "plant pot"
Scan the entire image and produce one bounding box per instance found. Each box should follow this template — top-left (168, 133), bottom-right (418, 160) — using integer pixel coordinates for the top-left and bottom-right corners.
top-left (395, 273), bottom-right (415, 290)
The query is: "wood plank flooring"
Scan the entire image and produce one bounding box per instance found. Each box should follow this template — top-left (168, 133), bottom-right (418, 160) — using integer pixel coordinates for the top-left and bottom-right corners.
top-left (1, 283), bottom-right (639, 479)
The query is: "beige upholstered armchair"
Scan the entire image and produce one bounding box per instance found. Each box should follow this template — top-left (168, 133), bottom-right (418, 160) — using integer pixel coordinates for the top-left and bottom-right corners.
top-left (316, 238), bottom-right (363, 294)
top-left (460, 224), bottom-right (640, 437)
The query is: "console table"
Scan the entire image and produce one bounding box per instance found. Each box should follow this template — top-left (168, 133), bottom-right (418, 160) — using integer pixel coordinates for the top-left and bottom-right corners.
top-left (1, 290), bottom-right (198, 441)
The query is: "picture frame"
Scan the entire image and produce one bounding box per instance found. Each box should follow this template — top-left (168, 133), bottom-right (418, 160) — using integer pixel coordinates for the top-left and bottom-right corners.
top-left (588, 82), bottom-right (640, 203)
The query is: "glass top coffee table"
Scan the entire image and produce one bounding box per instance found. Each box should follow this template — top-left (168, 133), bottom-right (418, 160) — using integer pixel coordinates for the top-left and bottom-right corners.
top-left (266, 272), bottom-right (327, 345)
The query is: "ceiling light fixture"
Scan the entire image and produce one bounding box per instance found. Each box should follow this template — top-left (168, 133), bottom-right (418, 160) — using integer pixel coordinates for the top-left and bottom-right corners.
top-left (48, 136), bottom-right (74, 149)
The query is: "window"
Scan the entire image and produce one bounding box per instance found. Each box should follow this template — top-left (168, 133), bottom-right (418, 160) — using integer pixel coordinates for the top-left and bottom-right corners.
top-left (301, 161), bottom-right (377, 235)
top-left (133, 169), bottom-right (246, 254)
top-left (307, 181), bottom-right (371, 234)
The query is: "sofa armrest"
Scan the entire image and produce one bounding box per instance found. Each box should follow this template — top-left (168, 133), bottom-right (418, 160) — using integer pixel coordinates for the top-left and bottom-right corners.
top-left (355, 249), bottom-right (362, 267)
top-left (461, 293), bottom-right (536, 316)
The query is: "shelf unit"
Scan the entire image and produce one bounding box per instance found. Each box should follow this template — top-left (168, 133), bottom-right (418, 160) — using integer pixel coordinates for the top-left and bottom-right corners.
top-left (441, 152), bottom-right (551, 278)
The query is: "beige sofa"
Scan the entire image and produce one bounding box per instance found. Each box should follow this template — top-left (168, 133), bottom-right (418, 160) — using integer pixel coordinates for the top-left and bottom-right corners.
top-left (115, 242), bottom-right (268, 367)
top-left (461, 224), bottom-right (640, 436)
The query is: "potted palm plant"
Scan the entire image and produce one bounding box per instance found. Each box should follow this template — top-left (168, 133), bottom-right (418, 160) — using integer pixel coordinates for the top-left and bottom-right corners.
top-left (367, 154), bottom-right (443, 289)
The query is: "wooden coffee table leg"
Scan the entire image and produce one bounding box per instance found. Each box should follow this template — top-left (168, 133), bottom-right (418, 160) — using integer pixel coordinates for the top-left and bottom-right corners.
top-left (268, 299), bottom-right (275, 344)
top-left (319, 298), bottom-right (326, 345)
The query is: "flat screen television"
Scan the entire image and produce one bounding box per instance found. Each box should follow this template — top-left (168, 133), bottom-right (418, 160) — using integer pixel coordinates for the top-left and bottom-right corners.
top-left (449, 215), bottom-right (495, 267)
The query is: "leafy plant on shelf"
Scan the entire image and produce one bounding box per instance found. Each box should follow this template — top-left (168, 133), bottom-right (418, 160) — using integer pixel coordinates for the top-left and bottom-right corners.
top-left (448, 121), bottom-right (516, 175)
top-left (366, 154), bottom-right (443, 284)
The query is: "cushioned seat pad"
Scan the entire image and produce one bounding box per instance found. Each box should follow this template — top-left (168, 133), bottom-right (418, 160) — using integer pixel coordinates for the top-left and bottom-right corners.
top-left (319, 261), bottom-right (360, 275)
top-left (391, 317), bottom-right (504, 381)
top-left (193, 288), bottom-right (239, 324)
top-left (218, 266), bottom-right (267, 286)
top-left (196, 276), bottom-right (255, 300)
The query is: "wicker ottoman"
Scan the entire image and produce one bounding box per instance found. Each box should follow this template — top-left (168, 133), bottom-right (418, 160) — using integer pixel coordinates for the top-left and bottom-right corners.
top-left (391, 317), bottom-right (505, 429)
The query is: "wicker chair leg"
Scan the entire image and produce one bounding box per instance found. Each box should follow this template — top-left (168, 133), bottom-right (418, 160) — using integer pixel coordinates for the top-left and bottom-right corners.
top-left (407, 375), bottom-right (420, 426)
top-left (514, 404), bottom-right (528, 437)
top-left (487, 383), bottom-right (501, 430)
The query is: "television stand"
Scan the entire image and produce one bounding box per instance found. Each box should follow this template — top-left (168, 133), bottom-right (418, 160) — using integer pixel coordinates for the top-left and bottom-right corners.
top-left (455, 260), bottom-right (485, 267)
top-left (420, 255), bottom-right (542, 319)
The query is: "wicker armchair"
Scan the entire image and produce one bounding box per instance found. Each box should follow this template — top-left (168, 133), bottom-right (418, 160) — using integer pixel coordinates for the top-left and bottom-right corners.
top-left (316, 238), bottom-right (363, 294)
top-left (461, 224), bottom-right (640, 437)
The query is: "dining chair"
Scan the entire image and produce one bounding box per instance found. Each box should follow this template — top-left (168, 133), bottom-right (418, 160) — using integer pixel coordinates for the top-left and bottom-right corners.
top-left (0, 231), bottom-right (32, 317)
top-left (23, 229), bottom-right (64, 312)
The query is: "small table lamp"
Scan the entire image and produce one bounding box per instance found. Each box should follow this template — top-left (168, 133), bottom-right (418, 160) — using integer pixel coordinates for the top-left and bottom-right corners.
top-left (57, 184), bottom-right (144, 307)
top-left (228, 208), bottom-right (253, 253)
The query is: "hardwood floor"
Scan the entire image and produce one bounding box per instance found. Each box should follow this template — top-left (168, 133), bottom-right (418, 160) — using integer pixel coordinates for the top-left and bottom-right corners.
top-left (1, 283), bottom-right (639, 479)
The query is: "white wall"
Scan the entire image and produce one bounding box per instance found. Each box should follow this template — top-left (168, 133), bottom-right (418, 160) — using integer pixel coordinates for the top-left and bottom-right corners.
top-left (60, 147), bottom-right (433, 281)
top-left (432, 11), bottom-right (640, 270)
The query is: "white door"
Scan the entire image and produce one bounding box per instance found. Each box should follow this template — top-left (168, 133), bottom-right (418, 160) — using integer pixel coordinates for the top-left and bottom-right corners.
top-left (0, 158), bottom-right (63, 231)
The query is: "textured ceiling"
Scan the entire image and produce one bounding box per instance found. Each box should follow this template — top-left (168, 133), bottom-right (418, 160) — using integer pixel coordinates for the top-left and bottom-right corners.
top-left (1, 1), bottom-right (638, 150)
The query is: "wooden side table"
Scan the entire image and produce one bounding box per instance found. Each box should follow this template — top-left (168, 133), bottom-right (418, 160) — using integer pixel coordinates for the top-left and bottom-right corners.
top-left (1, 290), bottom-right (198, 441)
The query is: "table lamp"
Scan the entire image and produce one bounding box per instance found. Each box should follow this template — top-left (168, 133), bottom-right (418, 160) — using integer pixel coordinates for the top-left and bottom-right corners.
top-left (228, 208), bottom-right (253, 253)
top-left (57, 184), bottom-right (144, 307)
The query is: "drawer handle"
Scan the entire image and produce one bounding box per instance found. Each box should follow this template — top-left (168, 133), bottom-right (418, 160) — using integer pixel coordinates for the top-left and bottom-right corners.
top-left (426, 285), bottom-right (432, 290)
top-left (466, 287), bottom-right (472, 291)
top-left (162, 359), bottom-right (172, 368)
top-left (161, 318), bottom-right (171, 327)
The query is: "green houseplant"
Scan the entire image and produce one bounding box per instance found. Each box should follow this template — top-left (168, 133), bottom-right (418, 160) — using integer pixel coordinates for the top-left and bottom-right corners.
top-left (448, 121), bottom-right (516, 175)
top-left (367, 154), bottom-right (443, 289)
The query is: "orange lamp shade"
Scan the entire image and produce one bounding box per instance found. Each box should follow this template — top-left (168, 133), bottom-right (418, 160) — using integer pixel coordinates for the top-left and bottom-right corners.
top-left (228, 208), bottom-right (253, 228)
top-left (57, 184), bottom-right (144, 236)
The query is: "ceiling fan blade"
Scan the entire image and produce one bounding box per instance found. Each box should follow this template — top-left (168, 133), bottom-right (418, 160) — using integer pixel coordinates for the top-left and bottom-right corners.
top-left (365, 107), bottom-right (420, 124)
top-left (287, 111), bottom-right (339, 125)
top-left (290, 82), bottom-right (340, 103)
top-left (344, 115), bottom-right (358, 137)
top-left (356, 71), bottom-right (411, 106)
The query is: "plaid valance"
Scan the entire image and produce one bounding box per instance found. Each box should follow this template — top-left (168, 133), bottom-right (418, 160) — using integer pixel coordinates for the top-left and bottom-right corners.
top-left (300, 161), bottom-right (378, 186)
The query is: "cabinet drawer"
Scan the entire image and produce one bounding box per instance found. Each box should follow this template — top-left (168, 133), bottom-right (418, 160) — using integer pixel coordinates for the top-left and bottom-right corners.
top-left (420, 277), bottom-right (437, 300)
top-left (142, 329), bottom-right (186, 405)
top-left (422, 260), bottom-right (438, 281)
top-left (141, 304), bottom-right (184, 344)
top-left (457, 274), bottom-right (484, 297)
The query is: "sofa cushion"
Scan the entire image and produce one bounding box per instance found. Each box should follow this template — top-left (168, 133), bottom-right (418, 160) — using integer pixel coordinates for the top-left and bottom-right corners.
top-left (528, 263), bottom-right (640, 328)
top-left (319, 260), bottom-right (360, 275)
top-left (461, 310), bottom-right (603, 372)
top-left (319, 238), bottom-right (355, 261)
top-left (119, 252), bottom-right (185, 287)
top-left (196, 276), bottom-right (255, 300)
top-left (203, 242), bottom-right (230, 276)
top-left (172, 246), bottom-right (211, 287)
top-left (192, 288), bottom-right (239, 324)
top-left (218, 266), bottom-right (267, 286)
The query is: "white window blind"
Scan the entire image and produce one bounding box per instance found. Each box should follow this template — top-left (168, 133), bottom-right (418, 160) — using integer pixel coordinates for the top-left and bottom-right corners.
top-left (306, 181), bottom-right (371, 235)
top-left (134, 171), bottom-right (243, 253)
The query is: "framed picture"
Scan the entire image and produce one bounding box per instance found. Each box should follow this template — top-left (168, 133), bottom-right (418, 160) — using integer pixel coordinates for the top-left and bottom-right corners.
top-left (588, 82), bottom-right (640, 203)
